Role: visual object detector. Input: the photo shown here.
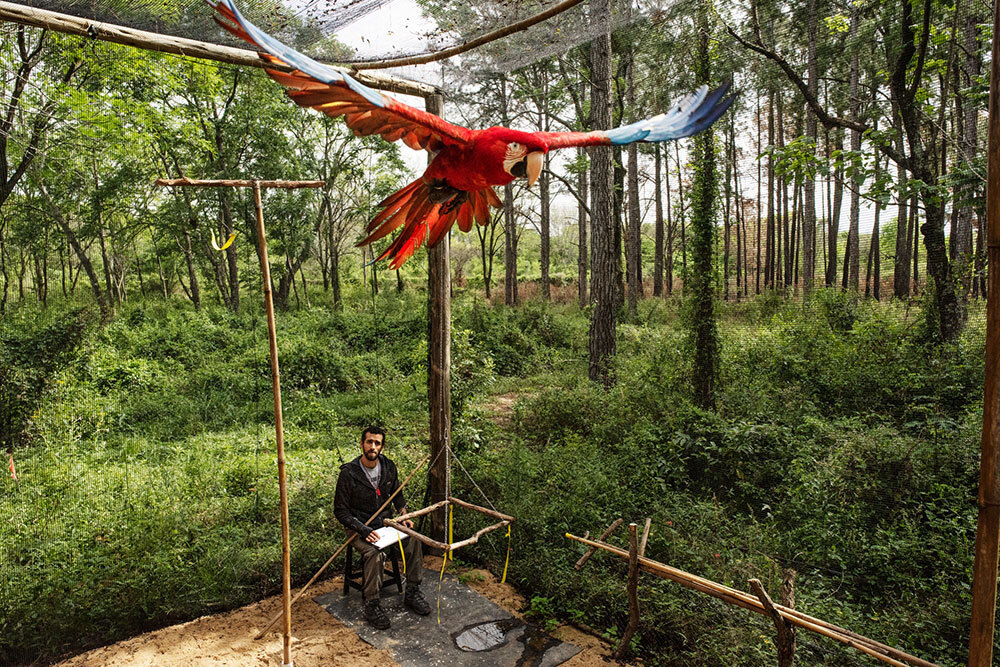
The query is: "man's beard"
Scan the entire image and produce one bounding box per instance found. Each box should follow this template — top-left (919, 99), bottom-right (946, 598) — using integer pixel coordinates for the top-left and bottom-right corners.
top-left (364, 450), bottom-right (379, 461)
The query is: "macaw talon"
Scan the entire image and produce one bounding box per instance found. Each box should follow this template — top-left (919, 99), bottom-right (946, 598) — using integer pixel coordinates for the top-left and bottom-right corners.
top-left (211, 231), bottom-right (237, 251)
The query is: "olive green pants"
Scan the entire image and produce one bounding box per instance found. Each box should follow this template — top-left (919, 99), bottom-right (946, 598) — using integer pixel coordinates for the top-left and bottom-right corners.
top-left (352, 534), bottom-right (423, 601)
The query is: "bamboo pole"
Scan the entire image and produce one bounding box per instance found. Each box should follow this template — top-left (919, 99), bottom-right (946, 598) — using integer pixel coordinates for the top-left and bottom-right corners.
top-left (0, 2), bottom-right (439, 98)
top-left (564, 533), bottom-right (937, 667)
top-left (254, 453), bottom-right (430, 639)
top-left (968, 0), bottom-right (1000, 659)
top-left (252, 181), bottom-right (292, 667)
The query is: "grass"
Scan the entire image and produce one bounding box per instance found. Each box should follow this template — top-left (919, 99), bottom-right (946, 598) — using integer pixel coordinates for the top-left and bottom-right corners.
top-left (0, 285), bottom-right (991, 665)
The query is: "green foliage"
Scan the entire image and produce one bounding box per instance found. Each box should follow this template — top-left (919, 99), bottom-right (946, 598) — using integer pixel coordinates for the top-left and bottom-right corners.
top-left (0, 290), bottom-right (989, 666)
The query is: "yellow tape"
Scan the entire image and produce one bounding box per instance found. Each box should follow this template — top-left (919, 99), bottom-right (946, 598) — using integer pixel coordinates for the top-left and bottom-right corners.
top-left (501, 524), bottom-right (511, 584)
top-left (210, 230), bottom-right (236, 251)
top-left (396, 531), bottom-right (406, 575)
top-left (437, 554), bottom-right (448, 624)
top-left (447, 504), bottom-right (454, 562)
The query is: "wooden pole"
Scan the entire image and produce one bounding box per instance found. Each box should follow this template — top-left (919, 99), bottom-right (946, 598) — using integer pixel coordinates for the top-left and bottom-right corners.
top-left (425, 93), bottom-right (450, 545)
top-left (638, 517), bottom-right (651, 557)
top-left (254, 453), bottom-right (429, 639)
top-left (614, 523), bottom-right (640, 661)
top-left (564, 533), bottom-right (938, 667)
top-left (253, 181), bottom-right (292, 667)
top-left (350, 0), bottom-right (585, 70)
top-left (155, 178), bottom-right (323, 189)
top-left (968, 0), bottom-right (1000, 659)
top-left (574, 517), bottom-right (622, 570)
top-left (750, 578), bottom-right (794, 667)
top-left (0, 2), bottom-right (439, 98)
top-left (154, 177), bottom-right (323, 665)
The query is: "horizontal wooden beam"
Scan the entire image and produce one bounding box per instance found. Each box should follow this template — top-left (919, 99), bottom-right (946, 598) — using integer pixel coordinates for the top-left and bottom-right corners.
top-left (0, 1), bottom-right (440, 98)
top-left (155, 178), bottom-right (324, 189)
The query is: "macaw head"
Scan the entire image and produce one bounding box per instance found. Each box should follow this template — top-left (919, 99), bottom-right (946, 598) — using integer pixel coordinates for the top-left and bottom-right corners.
top-left (479, 128), bottom-right (549, 188)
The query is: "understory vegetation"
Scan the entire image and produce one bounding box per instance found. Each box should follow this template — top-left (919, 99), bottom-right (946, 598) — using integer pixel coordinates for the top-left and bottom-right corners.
top-left (0, 287), bottom-right (987, 665)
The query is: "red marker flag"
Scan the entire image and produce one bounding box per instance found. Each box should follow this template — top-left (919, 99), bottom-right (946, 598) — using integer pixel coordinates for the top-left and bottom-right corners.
top-left (8, 452), bottom-right (16, 481)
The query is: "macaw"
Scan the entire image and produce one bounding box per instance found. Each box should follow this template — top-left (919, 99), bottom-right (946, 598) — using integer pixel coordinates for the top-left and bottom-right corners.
top-left (210, 0), bottom-right (735, 269)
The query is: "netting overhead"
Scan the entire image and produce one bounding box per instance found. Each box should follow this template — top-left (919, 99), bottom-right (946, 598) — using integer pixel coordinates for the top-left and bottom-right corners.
top-left (20, 0), bottom-right (649, 83)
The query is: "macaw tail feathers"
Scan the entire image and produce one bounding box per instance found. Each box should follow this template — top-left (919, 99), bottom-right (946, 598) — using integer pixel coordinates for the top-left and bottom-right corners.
top-left (358, 179), bottom-right (500, 269)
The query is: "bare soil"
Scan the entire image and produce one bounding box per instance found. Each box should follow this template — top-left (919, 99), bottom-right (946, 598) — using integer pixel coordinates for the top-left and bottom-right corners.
top-left (56, 560), bottom-right (618, 666)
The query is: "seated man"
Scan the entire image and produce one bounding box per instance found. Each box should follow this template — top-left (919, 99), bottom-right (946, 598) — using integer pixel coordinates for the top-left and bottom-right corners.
top-left (334, 426), bottom-right (431, 629)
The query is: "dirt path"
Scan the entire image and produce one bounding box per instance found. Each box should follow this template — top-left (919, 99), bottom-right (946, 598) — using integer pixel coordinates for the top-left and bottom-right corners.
top-left (57, 561), bottom-right (617, 666)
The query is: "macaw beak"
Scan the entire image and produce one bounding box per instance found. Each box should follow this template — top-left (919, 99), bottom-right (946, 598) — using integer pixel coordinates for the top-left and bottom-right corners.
top-left (526, 152), bottom-right (543, 187)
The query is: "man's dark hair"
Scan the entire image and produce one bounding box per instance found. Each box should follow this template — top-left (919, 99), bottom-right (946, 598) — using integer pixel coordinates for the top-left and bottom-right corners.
top-left (360, 425), bottom-right (386, 445)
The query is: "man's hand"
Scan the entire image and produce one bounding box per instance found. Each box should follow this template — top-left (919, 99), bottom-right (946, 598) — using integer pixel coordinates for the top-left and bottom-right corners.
top-left (365, 530), bottom-right (380, 544)
top-left (402, 519), bottom-right (414, 529)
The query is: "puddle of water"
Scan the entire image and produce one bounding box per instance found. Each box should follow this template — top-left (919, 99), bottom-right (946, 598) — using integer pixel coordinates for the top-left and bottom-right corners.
top-left (453, 618), bottom-right (522, 652)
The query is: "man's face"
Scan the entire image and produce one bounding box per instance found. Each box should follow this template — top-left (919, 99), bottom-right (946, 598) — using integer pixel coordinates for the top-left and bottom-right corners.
top-left (361, 432), bottom-right (384, 461)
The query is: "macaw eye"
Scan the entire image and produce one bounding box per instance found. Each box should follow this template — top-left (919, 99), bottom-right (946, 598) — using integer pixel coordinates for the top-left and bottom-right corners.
top-left (503, 142), bottom-right (529, 174)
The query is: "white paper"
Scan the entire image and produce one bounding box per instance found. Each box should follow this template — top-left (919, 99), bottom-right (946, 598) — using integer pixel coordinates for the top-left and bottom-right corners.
top-left (371, 526), bottom-right (408, 550)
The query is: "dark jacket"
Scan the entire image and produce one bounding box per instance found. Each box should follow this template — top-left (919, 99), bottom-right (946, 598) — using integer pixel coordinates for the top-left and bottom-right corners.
top-left (334, 455), bottom-right (406, 538)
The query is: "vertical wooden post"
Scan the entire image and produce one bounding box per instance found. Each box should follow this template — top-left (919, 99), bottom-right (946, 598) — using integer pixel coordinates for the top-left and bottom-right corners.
top-left (614, 522), bottom-right (640, 660)
top-left (968, 0), bottom-right (1000, 658)
top-left (750, 578), bottom-right (794, 667)
top-left (638, 517), bottom-right (652, 557)
top-left (254, 181), bottom-right (292, 666)
top-left (425, 93), bottom-right (451, 544)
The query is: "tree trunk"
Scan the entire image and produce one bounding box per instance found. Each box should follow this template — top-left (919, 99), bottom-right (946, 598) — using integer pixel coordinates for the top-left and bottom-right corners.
top-left (690, 0), bottom-right (718, 409)
top-left (654, 144), bottom-right (664, 297)
top-left (802, 0), bottom-right (819, 292)
top-left (588, 0), bottom-right (616, 388)
top-left (578, 150), bottom-right (589, 306)
top-left (676, 142), bottom-right (687, 294)
top-left (183, 231), bottom-right (201, 310)
top-left (504, 183), bottom-right (518, 305)
top-left (627, 142), bottom-right (641, 316)
top-left (666, 148), bottom-right (674, 295)
top-left (540, 152), bottom-right (551, 300)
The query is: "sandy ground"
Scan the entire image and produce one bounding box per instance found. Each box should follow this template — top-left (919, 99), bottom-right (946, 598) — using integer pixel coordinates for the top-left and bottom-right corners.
top-left (56, 559), bottom-right (618, 667)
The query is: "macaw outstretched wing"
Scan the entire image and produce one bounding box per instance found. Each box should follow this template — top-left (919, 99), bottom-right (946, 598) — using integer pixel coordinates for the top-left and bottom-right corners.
top-left (210, 0), bottom-right (474, 152)
top-left (536, 82), bottom-right (735, 150)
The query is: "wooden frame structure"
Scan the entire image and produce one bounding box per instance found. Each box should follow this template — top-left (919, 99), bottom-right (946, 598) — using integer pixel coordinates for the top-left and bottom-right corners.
top-left (384, 496), bottom-right (513, 553)
top-left (567, 529), bottom-right (938, 667)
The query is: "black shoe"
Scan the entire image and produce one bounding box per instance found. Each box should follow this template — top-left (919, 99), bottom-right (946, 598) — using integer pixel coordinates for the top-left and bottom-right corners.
top-left (363, 599), bottom-right (391, 630)
top-left (404, 585), bottom-right (432, 616)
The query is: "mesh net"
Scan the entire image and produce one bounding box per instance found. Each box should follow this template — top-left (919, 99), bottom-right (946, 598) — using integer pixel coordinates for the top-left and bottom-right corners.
top-left (0, 0), bottom-right (993, 664)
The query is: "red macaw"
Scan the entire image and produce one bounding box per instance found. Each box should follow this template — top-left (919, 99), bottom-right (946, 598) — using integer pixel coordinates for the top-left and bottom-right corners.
top-left (211, 0), bottom-right (735, 268)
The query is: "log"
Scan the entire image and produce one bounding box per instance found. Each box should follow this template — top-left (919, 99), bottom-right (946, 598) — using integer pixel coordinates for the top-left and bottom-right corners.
top-left (448, 496), bottom-right (515, 522)
top-left (0, 1), bottom-right (439, 97)
top-left (447, 520), bottom-right (510, 551)
top-left (382, 519), bottom-right (451, 552)
top-left (390, 500), bottom-right (450, 522)
top-left (563, 533), bottom-right (937, 667)
top-left (574, 518), bottom-right (622, 570)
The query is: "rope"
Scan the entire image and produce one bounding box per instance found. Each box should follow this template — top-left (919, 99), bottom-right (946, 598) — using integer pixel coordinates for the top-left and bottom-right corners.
top-left (396, 530), bottom-right (406, 575)
top-left (437, 554), bottom-right (448, 624)
top-left (446, 443), bottom-right (501, 514)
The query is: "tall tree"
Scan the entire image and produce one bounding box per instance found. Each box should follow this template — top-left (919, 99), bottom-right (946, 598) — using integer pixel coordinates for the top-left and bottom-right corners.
top-left (689, 0), bottom-right (719, 409)
top-left (588, 0), bottom-right (616, 388)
